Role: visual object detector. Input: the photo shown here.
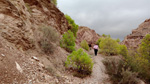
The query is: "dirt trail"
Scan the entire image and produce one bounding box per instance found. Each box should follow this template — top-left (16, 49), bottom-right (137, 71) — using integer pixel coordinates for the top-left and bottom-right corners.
top-left (70, 50), bottom-right (111, 84)
top-left (81, 55), bottom-right (111, 84)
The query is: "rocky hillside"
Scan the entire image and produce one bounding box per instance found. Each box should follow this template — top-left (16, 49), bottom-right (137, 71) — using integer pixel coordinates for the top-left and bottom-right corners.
top-left (0, 0), bottom-right (71, 83)
top-left (0, 0), bottom-right (70, 50)
top-left (122, 19), bottom-right (150, 49)
top-left (0, 0), bottom-right (103, 83)
top-left (77, 26), bottom-right (100, 45)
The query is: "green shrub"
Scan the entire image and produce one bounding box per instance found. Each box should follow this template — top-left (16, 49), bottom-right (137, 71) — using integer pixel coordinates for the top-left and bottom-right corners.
top-left (96, 38), bottom-right (104, 47)
top-left (116, 38), bottom-right (120, 43)
top-left (126, 50), bottom-right (150, 81)
top-left (103, 58), bottom-right (139, 84)
top-left (119, 45), bottom-right (128, 57)
top-left (102, 34), bottom-right (111, 38)
top-left (80, 40), bottom-right (89, 51)
top-left (60, 30), bottom-right (76, 52)
top-left (119, 68), bottom-right (139, 84)
top-left (65, 48), bottom-right (93, 77)
top-left (65, 15), bottom-right (78, 37)
top-left (139, 34), bottom-right (150, 61)
top-left (99, 37), bottom-right (120, 56)
top-left (51, 0), bottom-right (57, 6)
top-left (39, 26), bottom-right (59, 54)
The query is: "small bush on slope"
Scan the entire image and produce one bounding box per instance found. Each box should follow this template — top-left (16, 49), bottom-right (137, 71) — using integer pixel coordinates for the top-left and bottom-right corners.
top-left (125, 53), bottom-right (150, 81)
top-left (39, 26), bottom-right (59, 54)
top-left (65, 14), bottom-right (78, 37)
top-left (102, 34), bottom-right (111, 38)
top-left (138, 34), bottom-right (150, 61)
top-left (125, 34), bottom-right (150, 82)
top-left (60, 30), bottom-right (76, 52)
top-left (103, 58), bottom-right (139, 84)
top-left (99, 37), bottom-right (120, 55)
top-left (96, 37), bottom-right (104, 48)
top-left (119, 45), bottom-right (128, 57)
top-left (116, 38), bottom-right (121, 43)
top-left (65, 48), bottom-right (93, 77)
top-left (80, 40), bottom-right (89, 51)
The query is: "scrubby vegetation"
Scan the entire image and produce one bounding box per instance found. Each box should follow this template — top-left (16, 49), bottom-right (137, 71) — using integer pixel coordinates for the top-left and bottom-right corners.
top-left (138, 34), bottom-right (150, 61)
top-left (65, 48), bottom-right (93, 77)
top-left (60, 30), bottom-right (76, 52)
top-left (125, 34), bottom-right (150, 82)
top-left (65, 14), bottom-right (79, 37)
top-left (99, 37), bottom-right (120, 55)
top-left (96, 37), bottom-right (104, 47)
top-left (119, 45), bottom-right (128, 57)
top-left (39, 26), bottom-right (59, 54)
top-left (80, 40), bottom-right (89, 51)
top-left (116, 38), bottom-right (121, 43)
top-left (103, 58), bottom-right (139, 84)
top-left (102, 34), bottom-right (111, 38)
top-left (103, 34), bottom-right (150, 83)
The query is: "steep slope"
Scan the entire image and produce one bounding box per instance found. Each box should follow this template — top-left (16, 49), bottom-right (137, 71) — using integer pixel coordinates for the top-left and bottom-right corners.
top-left (77, 26), bottom-right (100, 45)
top-left (0, 0), bottom-right (70, 83)
top-left (122, 19), bottom-right (150, 48)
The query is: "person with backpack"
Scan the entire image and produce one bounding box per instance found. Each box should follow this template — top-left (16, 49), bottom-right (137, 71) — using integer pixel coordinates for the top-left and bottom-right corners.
top-left (93, 44), bottom-right (98, 56)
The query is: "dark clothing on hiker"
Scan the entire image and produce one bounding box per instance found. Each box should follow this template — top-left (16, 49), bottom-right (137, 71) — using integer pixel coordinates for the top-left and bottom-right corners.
top-left (94, 49), bottom-right (98, 56)
top-left (88, 44), bottom-right (92, 50)
top-left (93, 45), bottom-right (98, 56)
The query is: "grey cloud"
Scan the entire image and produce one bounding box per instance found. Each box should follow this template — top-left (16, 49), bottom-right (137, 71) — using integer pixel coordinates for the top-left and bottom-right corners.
top-left (58, 0), bottom-right (150, 40)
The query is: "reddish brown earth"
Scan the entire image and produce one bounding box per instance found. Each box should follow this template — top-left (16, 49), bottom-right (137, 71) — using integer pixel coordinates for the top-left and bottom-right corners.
top-left (0, 0), bottom-right (147, 83)
top-left (77, 26), bottom-right (101, 45)
top-left (122, 19), bottom-right (150, 49)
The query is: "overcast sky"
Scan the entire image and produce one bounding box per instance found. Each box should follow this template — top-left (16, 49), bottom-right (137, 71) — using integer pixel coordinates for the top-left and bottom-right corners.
top-left (57, 0), bottom-right (150, 40)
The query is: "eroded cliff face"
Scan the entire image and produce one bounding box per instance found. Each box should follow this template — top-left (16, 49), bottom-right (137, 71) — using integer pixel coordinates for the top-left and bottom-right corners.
top-left (77, 26), bottom-right (100, 45)
top-left (122, 19), bottom-right (150, 49)
top-left (0, 0), bottom-right (69, 50)
top-left (0, 0), bottom-right (70, 83)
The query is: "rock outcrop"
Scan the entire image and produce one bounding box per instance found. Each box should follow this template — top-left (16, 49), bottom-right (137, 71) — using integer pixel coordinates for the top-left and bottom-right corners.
top-left (0, 0), bottom-right (69, 50)
top-left (77, 26), bottom-right (100, 45)
top-left (0, 0), bottom-right (70, 83)
top-left (122, 18), bottom-right (150, 48)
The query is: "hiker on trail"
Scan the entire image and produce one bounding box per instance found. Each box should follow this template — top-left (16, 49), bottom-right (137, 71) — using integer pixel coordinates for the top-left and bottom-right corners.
top-left (88, 43), bottom-right (92, 50)
top-left (93, 44), bottom-right (98, 56)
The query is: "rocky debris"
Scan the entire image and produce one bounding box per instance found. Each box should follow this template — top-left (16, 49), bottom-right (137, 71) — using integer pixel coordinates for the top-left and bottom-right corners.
top-left (122, 18), bottom-right (150, 49)
top-left (31, 56), bottom-right (40, 62)
top-left (77, 26), bottom-right (101, 45)
top-left (15, 61), bottom-right (23, 73)
top-left (1, 54), bottom-right (5, 57)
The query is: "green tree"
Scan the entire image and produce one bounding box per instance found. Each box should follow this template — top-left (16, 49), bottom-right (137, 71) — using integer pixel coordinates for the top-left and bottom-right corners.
top-left (65, 48), bottom-right (93, 75)
top-left (100, 37), bottom-right (120, 55)
top-left (116, 38), bottom-right (121, 43)
top-left (139, 34), bottom-right (150, 61)
top-left (80, 40), bottom-right (89, 51)
top-left (96, 37), bottom-right (104, 48)
top-left (119, 45), bottom-right (128, 57)
top-left (65, 14), bottom-right (78, 37)
top-left (60, 30), bottom-right (76, 52)
top-left (102, 34), bottom-right (111, 38)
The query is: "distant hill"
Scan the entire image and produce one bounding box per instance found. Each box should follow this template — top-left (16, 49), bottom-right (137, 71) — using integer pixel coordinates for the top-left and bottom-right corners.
top-left (77, 26), bottom-right (100, 45)
top-left (122, 19), bottom-right (150, 49)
